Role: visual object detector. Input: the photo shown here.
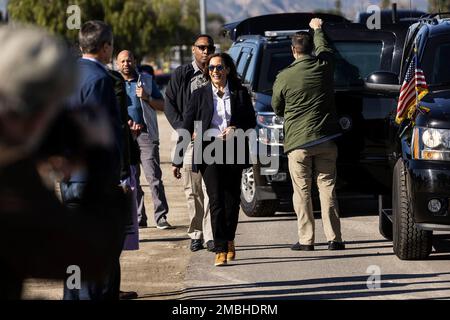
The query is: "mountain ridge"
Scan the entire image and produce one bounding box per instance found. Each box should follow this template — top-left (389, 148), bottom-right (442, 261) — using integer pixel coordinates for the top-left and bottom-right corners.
top-left (206, 0), bottom-right (429, 23)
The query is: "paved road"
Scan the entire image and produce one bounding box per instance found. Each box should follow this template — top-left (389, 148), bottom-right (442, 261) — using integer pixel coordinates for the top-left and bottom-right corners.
top-left (22, 113), bottom-right (450, 300)
top-left (180, 208), bottom-right (450, 300)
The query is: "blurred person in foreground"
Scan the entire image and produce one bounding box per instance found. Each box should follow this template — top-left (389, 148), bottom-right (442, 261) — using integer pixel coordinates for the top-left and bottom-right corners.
top-left (0, 26), bottom-right (122, 300)
top-left (172, 53), bottom-right (256, 266)
top-left (272, 18), bottom-right (344, 252)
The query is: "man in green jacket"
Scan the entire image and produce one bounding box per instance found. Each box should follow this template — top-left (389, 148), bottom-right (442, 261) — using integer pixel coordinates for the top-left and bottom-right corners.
top-left (272, 18), bottom-right (344, 251)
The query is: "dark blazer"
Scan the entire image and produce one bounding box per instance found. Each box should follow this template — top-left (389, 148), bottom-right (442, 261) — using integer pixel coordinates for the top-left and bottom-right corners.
top-left (164, 63), bottom-right (197, 130)
top-left (68, 59), bottom-right (123, 182)
top-left (174, 81), bottom-right (256, 171)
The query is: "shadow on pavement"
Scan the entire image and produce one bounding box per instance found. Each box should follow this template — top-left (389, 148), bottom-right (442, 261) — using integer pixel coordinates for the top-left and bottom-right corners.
top-left (139, 237), bottom-right (189, 243)
top-left (178, 272), bottom-right (450, 300)
top-left (239, 217), bottom-right (297, 224)
top-left (230, 251), bottom-right (395, 267)
top-left (235, 241), bottom-right (392, 252)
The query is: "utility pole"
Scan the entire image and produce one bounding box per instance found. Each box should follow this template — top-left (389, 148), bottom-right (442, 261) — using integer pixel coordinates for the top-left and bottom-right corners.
top-left (1, 0), bottom-right (7, 22)
top-left (199, 0), bottom-right (207, 34)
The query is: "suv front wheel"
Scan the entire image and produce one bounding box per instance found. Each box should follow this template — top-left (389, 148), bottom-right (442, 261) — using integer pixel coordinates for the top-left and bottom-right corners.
top-left (240, 167), bottom-right (277, 217)
top-left (392, 158), bottom-right (432, 260)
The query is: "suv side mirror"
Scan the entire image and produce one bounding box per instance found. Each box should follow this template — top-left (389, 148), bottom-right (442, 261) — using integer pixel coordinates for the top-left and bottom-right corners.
top-left (364, 71), bottom-right (401, 95)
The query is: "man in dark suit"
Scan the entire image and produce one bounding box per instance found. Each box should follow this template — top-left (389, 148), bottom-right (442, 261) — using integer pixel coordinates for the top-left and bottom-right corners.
top-left (61, 20), bottom-right (125, 300)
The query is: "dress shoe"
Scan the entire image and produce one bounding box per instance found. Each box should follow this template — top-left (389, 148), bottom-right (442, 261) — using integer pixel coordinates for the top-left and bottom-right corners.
top-left (328, 241), bottom-right (345, 250)
top-left (119, 291), bottom-right (138, 300)
top-left (206, 240), bottom-right (215, 252)
top-left (291, 242), bottom-right (314, 251)
top-left (214, 252), bottom-right (227, 266)
top-left (138, 221), bottom-right (147, 228)
top-left (227, 241), bottom-right (236, 261)
top-left (190, 239), bottom-right (204, 252)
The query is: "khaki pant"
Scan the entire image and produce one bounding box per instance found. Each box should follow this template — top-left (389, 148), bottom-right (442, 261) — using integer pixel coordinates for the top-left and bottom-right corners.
top-left (288, 140), bottom-right (342, 245)
top-left (183, 142), bottom-right (213, 242)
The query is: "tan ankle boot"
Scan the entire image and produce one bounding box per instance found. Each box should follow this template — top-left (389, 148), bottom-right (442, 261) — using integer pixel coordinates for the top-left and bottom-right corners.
top-left (214, 252), bottom-right (227, 266)
top-left (227, 241), bottom-right (235, 261)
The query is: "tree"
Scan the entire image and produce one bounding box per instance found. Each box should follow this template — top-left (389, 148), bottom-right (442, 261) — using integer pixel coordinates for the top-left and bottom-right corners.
top-left (334, 0), bottom-right (342, 16)
top-left (8, 0), bottom-right (104, 41)
top-left (207, 12), bottom-right (231, 52)
top-left (428, 0), bottom-right (450, 12)
top-left (381, 0), bottom-right (391, 10)
top-left (314, 1), bottom-right (343, 17)
top-left (7, 0), bottom-right (200, 61)
top-left (207, 13), bottom-right (225, 40)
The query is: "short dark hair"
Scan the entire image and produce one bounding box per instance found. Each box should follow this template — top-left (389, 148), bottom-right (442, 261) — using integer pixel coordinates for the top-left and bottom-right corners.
top-left (139, 64), bottom-right (154, 76)
top-left (193, 34), bottom-right (214, 46)
top-left (203, 53), bottom-right (241, 88)
top-left (79, 20), bottom-right (113, 54)
top-left (291, 31), bottom-right (313, 55)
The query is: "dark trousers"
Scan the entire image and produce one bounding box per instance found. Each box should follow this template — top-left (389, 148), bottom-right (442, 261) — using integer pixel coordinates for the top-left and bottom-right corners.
top-left (60, 181), bottom-right (124, 300)
top-left (63, 259), bottom-right (120, 300)
top-left (200, 164), bottom-right (242, 253)
top-left (136, 134), bottom-right (169, 224)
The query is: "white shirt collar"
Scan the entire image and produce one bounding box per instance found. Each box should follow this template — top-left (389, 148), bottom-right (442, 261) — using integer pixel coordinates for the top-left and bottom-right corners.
top-left (192, 61), bottom-right (203, 74)
top-left (82, 57), bottom-right (107, 71)
top-left (211, 82), bottom-right (230, 98)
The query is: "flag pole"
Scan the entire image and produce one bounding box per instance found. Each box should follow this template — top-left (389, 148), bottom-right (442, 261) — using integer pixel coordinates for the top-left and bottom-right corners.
top-left (412, 41), bottom-right (419, 124)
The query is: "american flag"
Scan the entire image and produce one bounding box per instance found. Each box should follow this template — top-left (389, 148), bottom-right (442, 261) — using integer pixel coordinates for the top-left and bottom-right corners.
top-left (395, 49), bottom-right (429, 125)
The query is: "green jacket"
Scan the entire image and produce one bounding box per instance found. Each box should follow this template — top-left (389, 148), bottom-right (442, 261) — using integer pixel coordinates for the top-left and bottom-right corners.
top-left (272, 28), bottom-right (340, 154)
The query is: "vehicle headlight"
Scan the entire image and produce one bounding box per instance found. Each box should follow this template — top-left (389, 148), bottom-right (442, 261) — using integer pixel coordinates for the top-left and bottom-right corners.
top-left (256, 112), bottom-right (284, 146)
top-left (412, 127), bottom-right (450, 160)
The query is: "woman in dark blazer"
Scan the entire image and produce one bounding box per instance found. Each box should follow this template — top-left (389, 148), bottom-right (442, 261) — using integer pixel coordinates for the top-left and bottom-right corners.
top-left (172, 52), bottom-right (256, 266)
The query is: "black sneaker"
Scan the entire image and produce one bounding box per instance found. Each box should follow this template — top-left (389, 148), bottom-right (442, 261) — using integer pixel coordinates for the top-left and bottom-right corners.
top-left (328, 241), bottom-right (345, 250)
top-left (206, 240), bottom-right (215, 252)
top-left (190, 239), bottom-right (204, 252)
top-left (291, 242), bottom-right (314, 251)
top-left (156, 219), bottom-right (174, 230)
top-left (119, 291), bottom-right (138, 300)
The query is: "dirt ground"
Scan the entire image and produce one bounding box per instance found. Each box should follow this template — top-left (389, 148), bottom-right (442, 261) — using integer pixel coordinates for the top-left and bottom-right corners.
top-left (21, 113), bottom-right (192, 300)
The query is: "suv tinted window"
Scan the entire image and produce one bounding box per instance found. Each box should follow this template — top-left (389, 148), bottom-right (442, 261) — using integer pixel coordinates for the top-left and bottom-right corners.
top-left (243, 49), bottom-right (256, 84)
top-left (236, 47), bottom-right (253, 80)
top-left (334, 41), bottom-right (383, 86)
top-left (228, 45), bottom-right (242, 62)
top-left (258, 48), bottom-right (294, 93)
top-left (422, 37), bottom-right (450, 86)
top-left (255, 41), bottom-right (383, 93)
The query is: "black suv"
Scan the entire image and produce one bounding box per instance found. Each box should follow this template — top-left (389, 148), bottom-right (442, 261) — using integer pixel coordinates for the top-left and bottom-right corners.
top-left (225, 13), bottom-right (411, 217)
top-left (368, 14), bottom-right (450, 260)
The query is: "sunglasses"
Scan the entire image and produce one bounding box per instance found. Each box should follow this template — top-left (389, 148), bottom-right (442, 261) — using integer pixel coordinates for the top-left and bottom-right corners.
top-left (208, 64), bottom-right (224, 72)
top-left (195, 45), bottom-right (215, 52)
